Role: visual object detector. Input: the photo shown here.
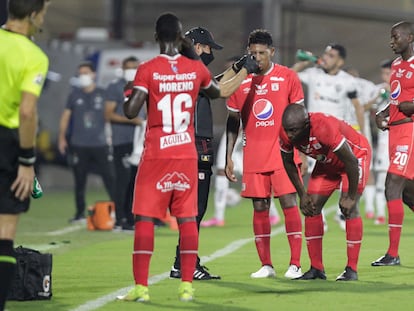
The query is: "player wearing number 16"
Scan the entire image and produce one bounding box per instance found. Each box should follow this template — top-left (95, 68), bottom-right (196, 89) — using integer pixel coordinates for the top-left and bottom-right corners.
top-left (118, 13), bottom-right (255, 302)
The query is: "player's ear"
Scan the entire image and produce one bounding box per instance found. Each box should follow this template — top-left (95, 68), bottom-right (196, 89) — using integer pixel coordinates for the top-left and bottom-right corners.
top-left (154, 32), bottom-right (158, 42)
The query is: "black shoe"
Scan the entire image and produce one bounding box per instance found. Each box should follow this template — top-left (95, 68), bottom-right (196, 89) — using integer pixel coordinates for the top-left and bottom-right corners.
top-left (371, 253), bottom-right (401, 266)
top-left (121, 223), bottom-right (134, 231)
top-left (293, 266), bottom-right (326, 280)
top-left (69, 215), bottom-right (86, 224)
top-left (336, 266), bottom-right (358, 281)
top-left (169, 266), bottom-right (181, 279)
top-left (193, 265), bottom-right (221, 280)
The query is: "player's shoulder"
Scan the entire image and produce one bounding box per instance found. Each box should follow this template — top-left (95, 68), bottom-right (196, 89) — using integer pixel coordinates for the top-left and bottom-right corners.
top-left (3, 30), bottom-right (48, 64)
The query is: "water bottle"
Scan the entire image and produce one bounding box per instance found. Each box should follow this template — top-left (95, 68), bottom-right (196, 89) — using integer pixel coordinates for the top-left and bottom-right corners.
top-left (32, 176), bottom-right (43, 199)
top-left (380, 88), bottom-right (390, 100)
top-left (296, 49), bottom-right (319, 63)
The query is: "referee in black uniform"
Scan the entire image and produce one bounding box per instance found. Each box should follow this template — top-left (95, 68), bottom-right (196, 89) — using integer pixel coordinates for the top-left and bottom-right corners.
top-left (169, 27), bottom-right (223, 280)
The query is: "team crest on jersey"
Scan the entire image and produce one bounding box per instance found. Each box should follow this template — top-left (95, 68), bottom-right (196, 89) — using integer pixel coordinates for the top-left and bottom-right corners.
top-left (170, 61), bottom-right (178, 73)
top-left (156, 171), bottom-right (190, 192)
top-left (390, 80), bottom-right (401, 99)
top-left (406, 71), bottom-right (413, 79)
top-left (271, 83), bottom-right (279, 91)
top-left (255, 83), bottom-right (268, 95)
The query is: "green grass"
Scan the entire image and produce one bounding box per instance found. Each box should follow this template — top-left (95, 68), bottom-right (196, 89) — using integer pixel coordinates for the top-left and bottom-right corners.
top-left (6, 189), bottom-right (414, 311)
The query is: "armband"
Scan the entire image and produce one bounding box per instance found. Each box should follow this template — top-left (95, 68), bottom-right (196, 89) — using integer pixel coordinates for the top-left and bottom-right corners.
top-left (18, 147), bottom-right (36, 166)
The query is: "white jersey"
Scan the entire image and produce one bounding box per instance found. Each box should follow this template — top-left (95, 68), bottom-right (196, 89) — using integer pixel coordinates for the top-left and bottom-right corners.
top-left (299, 67), bottom-right (358, 125)
top-left (373, 82), bottom-right (390, 172)
top-left (353, 76), bottom-right (377, 145)
top-left (215, 130), bottom-right (243, 174)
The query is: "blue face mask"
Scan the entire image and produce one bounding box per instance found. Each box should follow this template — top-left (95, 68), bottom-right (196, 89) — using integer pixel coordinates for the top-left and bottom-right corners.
top-left (200, 51), bottom-right (214, 66)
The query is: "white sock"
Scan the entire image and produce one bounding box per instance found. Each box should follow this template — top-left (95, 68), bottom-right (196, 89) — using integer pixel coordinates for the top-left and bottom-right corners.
top-left (375, 172), bottom-right (387, 218)
top-left (364, 185), bottom-right (375, 214)
top-left (214, 175), bottom-right (229, 221)
top-left (269, 199), bottom-right (280, 218)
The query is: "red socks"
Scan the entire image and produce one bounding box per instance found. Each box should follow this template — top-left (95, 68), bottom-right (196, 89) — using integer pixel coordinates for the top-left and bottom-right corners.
top-left (253, 210), bottom-right (272, 266)
top-left (133, 221), bottom-right (154, 286)
top-left (345, 217), bottom-right (363, 271)
top-left (387, 199), bottom-right (404, 257)
top-left (283, 207), bottom-right (302, 267)
top-left (178, 221), bottom-right (199, 282)
top-left (304, 214), bottom-right (324, 271)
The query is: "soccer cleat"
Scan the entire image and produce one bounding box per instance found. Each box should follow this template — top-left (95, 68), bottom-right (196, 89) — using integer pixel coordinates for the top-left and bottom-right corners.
top-left (200, 218), bottom-right (225, 227)
top-left (374, 216), bottom-right (386, 225)
top-left (336, 266), bottom-right (358, 281)
top-left (170, 266), bottom-right (181, 279)
top-left (365, 211), bottom-right (375, 219)
top-left (293, 266), bottom-right (326, 280)
top-left (116, 285), bottom-right (150, 302)
top-left (193, 265), bottom-right (221, 280)
top-left (269, 215), bottom-right (281, 226)
top-left (371, 253), bottom-right (401, 266)
top-left (68, 215), bottom-right (86, 224)
top-left (284, 264), bottom-right (303, 279)
top-left (250, 265), bottom-right (276, 278)
top-left (178, 281), bottom-right (194, 302)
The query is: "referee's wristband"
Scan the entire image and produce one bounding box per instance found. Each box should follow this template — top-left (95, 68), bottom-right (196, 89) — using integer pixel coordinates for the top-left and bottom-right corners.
top-left (18, 147), bottom-right (36, 166)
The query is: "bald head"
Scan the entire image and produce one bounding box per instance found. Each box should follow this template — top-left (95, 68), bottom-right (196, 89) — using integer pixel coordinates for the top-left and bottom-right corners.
top-left (282, 104), bottom-right (308, 127)
top-left (392, 21), bottom-right (414, 34)
top-left (282, 104), bottom-right (309, 143)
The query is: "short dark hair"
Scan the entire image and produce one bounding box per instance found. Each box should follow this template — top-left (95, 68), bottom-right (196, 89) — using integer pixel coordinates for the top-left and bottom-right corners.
top-left (248, 29), bottom-right (273, 47)
top-left (155, 12), bottom-right (181, 42)
top-left (78, 61), bottom-right (95, 72)
top-left (8, 0), bottom-right (48, 19)
top-left (327, 43), bottom-right (346, 59)
top-left (380, 59), bottom-right (393, 69)
top-left (122, 56), bottom-right (139, 67)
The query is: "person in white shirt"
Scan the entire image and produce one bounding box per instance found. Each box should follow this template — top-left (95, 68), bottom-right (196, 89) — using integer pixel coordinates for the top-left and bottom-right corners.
top-left (292, 43), bottom-right (364, 231)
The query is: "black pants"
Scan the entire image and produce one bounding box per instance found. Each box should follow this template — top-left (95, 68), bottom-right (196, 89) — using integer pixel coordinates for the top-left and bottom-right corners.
top-left (69, 145), bottom-right (116, 218)
top-left (174, 137), bottom-right (214, 267)
top-left (113, 143), bottom-right (134, 226)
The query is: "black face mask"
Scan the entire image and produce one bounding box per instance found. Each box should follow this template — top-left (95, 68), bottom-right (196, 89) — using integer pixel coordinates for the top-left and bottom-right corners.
top-left (200, 51), bottom-right (214, 66)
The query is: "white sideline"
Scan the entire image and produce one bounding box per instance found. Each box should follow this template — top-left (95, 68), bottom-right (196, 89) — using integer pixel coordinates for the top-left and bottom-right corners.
top-left (70, 205), bottom-right (337, 311)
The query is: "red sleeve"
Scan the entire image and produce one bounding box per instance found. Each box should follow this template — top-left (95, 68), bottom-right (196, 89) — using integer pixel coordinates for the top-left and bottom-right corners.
top-left (134, 62), bottom-right (150, 93)
top-left (312, 115), bottom-right (345, 150)
top-left (198, 61), bottom-right (213, 89)
top-left (288, 70), bottom-right (304, 104)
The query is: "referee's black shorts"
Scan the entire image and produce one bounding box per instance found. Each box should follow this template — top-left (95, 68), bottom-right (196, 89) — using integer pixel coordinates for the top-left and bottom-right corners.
top-left (0, 125), bottom-right (30, 214)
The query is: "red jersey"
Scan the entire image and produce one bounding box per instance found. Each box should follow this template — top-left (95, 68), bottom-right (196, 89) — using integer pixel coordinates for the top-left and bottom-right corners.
top-left (389, 56), bottom-right (414, 123)
top-left (280, 113), bottom-right (370, 171)
top-left (134, 54), bottom-right (212, 160)
top-left (227, 63), bottom-right (304, 173)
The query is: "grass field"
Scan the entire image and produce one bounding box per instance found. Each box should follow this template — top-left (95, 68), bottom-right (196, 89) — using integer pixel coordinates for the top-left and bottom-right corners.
top-left (6, 188), bottom-right (414, 311)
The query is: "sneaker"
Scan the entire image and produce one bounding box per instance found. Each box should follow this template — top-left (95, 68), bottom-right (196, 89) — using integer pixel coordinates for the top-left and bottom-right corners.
top-left (371, 253), bottom-right (401, 266)
top-left (334, 213), bottom-right (346, 231)
top-left (200, 218), bottom-right (225, 227)
top-left (365, 211), bottom-right (375, 219)
top-left (193, 265), bottom-right (221, 280)
top-left (269, 215), bottom-right (281, 226)
top-left (293, 266), bottom-right (326, 280)
top-left (284, 264), bottom-right (302, 279)
top-left (116, 285), bottom-right (150, 302)
top-left (69, 215), bottom-right (86, 224)
top-left (170, 266), bottom-right (181, 279)
top-left (374, 216), bottom-right (386, 225)
top-left (336, 266), bottom-right (358, 281)
top-left (250, 265), bottom-right (276, 278)
top-left (178, 281), bottom-right (194, 302)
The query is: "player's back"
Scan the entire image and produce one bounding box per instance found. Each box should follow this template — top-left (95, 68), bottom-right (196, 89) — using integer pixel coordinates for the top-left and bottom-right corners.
top-left (135, 54), bottom-right (212, 160)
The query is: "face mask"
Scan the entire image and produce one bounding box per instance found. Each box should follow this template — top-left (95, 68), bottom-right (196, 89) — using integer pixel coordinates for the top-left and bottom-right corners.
top-left (123, 69), bottom-right (137, 82)
top-left (200, 52), bottom-right (214, 66)
top-left (78, 74), bottom-right (93, 88)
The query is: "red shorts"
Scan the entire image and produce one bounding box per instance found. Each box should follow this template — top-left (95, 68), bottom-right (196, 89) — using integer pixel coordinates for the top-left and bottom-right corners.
top-left (308, 147), bottom-right (371, 196)
top-left (388, 123), bottom-right (414, 179)
top-left (241, 167), bottom-right (299, 198)
top-left (132, 158), bottom-right (198, 219)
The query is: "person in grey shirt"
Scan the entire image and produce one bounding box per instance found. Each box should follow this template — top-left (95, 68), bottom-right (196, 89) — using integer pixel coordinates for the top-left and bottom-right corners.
top-left (105, 56), bottom-right (142, 230)
top-left (58, 61), bottom-right (116, 223)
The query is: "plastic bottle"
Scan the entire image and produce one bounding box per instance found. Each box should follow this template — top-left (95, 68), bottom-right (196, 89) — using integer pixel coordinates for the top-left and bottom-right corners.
top-left (296, 49), bottom-right (319, 63)
top-left (31, 176), bottom-right (43, 199)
